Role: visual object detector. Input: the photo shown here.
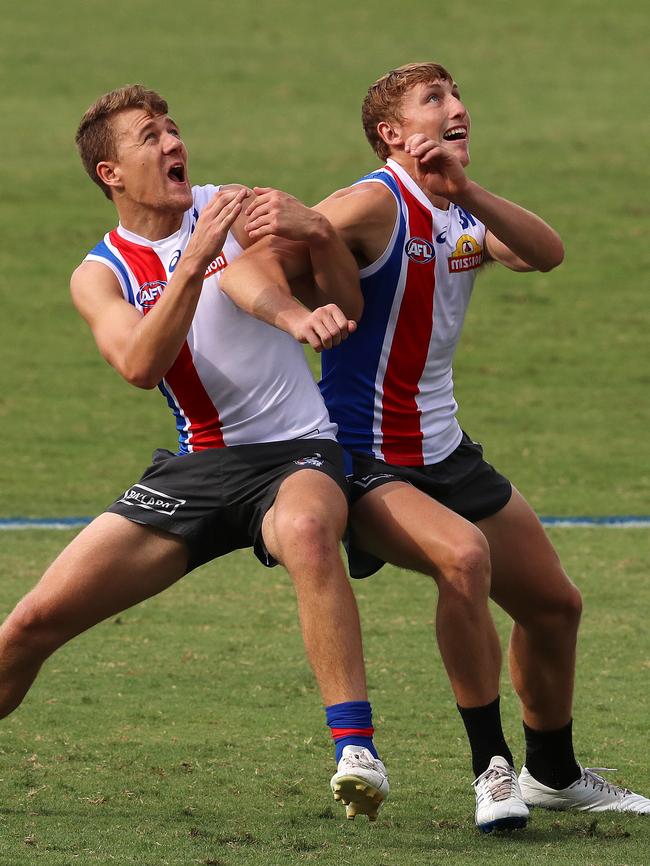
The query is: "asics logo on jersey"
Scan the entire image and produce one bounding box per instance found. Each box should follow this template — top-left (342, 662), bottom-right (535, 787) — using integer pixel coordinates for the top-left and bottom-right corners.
top-left (137, 280), bottom-right (167, 309)
top-left (118, 484), bottom-right (186, 516)
top-left (169, 249), bottom-right (181, 272)
top-left (448, 234), bottom-right (483, 273)
top-left (204, 253), bottom-right (228, 279)
top-left (405, 237), bottom-right (435, 264)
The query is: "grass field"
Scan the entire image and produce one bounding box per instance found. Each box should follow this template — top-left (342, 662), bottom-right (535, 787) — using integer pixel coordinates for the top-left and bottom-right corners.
top-left (1, 0), bottom-right (649, 863)
top-left (0, 529), bottom-right (648, 866)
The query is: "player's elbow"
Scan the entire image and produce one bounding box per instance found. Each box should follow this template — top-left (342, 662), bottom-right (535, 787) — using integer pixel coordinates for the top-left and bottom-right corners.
top-left (121, 360), bottom-right (161, 390)
top-left (346, 294), bottom-right (364, 323)
top-left (125, 372), bottom-right (160, 390)
top-left (538, 237), bottom-right (565, 272)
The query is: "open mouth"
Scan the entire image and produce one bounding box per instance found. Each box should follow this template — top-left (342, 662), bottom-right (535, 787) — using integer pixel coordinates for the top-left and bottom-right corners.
top-left (167, 163), bottom-right (186, 184)
top-left (442, 127), bottom-right (468, 142)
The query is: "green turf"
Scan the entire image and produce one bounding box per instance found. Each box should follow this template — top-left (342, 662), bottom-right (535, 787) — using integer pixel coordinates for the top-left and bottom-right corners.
top-left (1, 0), bottom-right (648, 516)
top-left (0, 528), bottom-right (648, 865)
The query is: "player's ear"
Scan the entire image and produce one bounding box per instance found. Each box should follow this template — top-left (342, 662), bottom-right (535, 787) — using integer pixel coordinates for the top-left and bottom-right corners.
top-left (96, 161), bottom-right (123, 193)
top-left (377, 121), bottom-right (403, 150)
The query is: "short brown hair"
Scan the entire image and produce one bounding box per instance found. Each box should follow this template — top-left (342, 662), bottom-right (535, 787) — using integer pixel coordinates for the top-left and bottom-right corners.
top-left (75, 84), bottom-right (168, 198)
top-left (362, 63), bottom-right (453, 161)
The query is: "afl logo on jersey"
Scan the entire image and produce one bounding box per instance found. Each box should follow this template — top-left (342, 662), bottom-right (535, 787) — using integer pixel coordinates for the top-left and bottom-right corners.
top-left (405, 237), bottom-right (435, 264)
top-left (137, 280), bottom-right (167, 310)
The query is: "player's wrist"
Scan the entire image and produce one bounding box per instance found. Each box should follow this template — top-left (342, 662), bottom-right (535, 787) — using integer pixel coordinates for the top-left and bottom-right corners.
top-left (275, 300), bottom-right (310, 338)
top-left (174, 248), bottom-right (211, 282)
top-left (447, 179), bottom-right (481, 208)
top-left (305, 213), bottom-right (336, 247)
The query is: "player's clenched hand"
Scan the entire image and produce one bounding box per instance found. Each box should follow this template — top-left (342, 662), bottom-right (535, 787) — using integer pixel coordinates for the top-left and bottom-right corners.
top-left (245, 187), bottom-right (330, 243)
top-left (405, 134), bottom-right (469, 201)
top-left (184, 187), bottom-right (248, 273)
top-left (290, 304), bottom-right (357, 352)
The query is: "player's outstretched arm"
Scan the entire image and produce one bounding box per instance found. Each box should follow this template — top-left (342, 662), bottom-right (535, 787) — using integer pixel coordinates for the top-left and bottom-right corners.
top-left (71, 187), bottom-right (246, 388)
top-left (242, 186), bottom-right (363, 320)
top-left (406, 134), bottom-right (565, 273)
top-left (454, 183), bottom-right (564, 273)
top-left (221, 187), bottom-right (367, 352)
top-left (220, 234), bottom-right (359, 353)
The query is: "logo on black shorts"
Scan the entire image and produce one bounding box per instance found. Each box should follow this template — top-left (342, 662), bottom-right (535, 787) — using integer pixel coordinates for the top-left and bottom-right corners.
top-left (294, 453), bottom-right (324, 468)
top-left (354, 473), bottom-right (397, 489)
top-left (118, 484), bottom-right (186, 516)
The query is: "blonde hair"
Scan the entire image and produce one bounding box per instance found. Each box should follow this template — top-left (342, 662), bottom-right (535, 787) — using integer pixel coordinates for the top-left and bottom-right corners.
top-left (362, 63), bottom-right (453, 160)
top-left (75, 84), bottom-right (168, 198)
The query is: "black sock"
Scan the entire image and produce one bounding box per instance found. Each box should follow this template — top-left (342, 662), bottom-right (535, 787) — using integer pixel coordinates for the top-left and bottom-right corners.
top-left (457, 697), bottom-right (514, 777)
top-left (523, 719), bottom-right (581, 789)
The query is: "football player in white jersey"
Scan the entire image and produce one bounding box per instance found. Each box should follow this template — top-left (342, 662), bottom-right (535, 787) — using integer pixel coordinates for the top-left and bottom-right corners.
top-left (222, 63), bottom-right (650, 830)
top-left (0, 85), bottom-right (389, 822)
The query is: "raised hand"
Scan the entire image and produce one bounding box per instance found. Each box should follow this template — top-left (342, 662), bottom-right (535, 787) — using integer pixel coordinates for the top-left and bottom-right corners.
top-left (405, 133), bottom-right (469, 201)
top-left (245, 187), bottom-right (329, 243)
top-left (185, 187), bottom-right (248, 272)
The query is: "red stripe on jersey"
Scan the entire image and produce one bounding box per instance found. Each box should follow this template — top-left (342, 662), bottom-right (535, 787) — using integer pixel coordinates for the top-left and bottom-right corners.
top-left (379, 170), bottom-right (435, 466)
top-left (109, 231), bottom-right (225, 449)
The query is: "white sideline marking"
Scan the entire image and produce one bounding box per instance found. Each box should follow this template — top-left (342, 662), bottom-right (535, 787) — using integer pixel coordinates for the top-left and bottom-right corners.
top-left (1, 516), bottom-right (650, 530)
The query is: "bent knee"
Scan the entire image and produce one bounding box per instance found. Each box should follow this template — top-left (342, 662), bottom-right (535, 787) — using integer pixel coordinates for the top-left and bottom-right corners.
top-left (436, 532), bottom-right (491, 596)
top-left (4, 595), bottom-right (62, 657)
top-left (521, 577), bottom-right (583, 632)
top-left (558, 581), bottom-right (583, 626)
top-left (272, 509), bottom-right (343, 561)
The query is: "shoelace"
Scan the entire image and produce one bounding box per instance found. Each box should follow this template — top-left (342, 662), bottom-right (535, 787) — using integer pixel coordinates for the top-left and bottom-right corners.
top-left (574, 768), bottom-right (631, 798)
top-left (473, 765), bottom-right (517, 802)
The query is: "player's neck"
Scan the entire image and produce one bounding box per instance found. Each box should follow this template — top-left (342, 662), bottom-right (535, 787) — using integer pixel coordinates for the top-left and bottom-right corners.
top-left (115, 201), bottom-right (184, 241)
top-left (388, 154), bottom-right (450, 211)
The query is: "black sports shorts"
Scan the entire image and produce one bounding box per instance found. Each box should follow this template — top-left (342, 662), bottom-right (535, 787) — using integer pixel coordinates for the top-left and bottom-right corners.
top-left (106, 438), bottom-right (347, 573)
top-left (347, 432), bottom-right (512, 578)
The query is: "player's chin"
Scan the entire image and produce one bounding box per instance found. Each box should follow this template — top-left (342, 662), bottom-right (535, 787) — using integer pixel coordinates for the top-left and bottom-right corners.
top-left (177, 188), bottom-right (194, 209)
top-left (166, 180), bottom-right (193, 207)
top-left (448, 140), bottom-right (470, 166)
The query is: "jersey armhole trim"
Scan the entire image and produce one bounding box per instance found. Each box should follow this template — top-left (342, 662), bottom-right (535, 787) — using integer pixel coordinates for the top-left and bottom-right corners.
top-left (84, 253), bottom-right (135, 305)
top-left (353, 179), bottom-right (401, 278)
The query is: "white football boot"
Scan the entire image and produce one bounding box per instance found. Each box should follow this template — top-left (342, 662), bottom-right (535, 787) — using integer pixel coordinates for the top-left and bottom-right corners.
top-left (330, 745), bottom-right (389, 821)
top-left (519, 765), bottom-right (650, 813)
top-left (473, 755), bottom-right (529, 833)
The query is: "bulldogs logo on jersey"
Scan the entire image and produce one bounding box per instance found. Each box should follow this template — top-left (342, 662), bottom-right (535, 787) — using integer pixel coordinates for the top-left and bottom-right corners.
top-left (448, 234), bottom-right (483, 273)
top-left (137, 280), bottom-right (167, 310)
top-left (405, 237), bottom-right (435, 264)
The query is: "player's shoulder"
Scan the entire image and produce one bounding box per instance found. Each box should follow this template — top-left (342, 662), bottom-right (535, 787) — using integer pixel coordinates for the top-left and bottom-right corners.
top-left (70, 259), bottom-right (121, 295)
top-left (317, 177), bottom-right (396, 225)
top-left (192, 182), bottom-right (253, 206)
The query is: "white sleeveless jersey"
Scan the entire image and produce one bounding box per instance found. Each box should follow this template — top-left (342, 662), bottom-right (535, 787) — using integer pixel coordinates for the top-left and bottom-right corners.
top-left (320, 159), bottom-right (485, 465)
top-left (84, 184), bottom-right (336, 452)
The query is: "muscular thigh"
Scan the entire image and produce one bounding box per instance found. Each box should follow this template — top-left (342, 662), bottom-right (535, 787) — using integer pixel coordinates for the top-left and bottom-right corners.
top-left (262, 468), bottom-right (348, 563)
top-left (477, 487), bottom-right (577, 620)
top-left (22, 513), bottom-right (188, 641)
top-left (351, 481), bottom-right (486, 577)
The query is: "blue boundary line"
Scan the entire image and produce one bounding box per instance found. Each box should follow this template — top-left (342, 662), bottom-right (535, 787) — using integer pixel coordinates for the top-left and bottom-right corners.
top-left (1, 516), bottom-right (650, 530)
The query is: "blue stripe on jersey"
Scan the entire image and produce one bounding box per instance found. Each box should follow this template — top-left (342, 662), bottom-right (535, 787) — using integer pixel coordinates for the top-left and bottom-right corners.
top-left (90, 241), bottom-right (136, 305)
top-left (354, 168), bottom-right (390, 186)
top-left (157, 380), bottom-right (190, 454)
top-left (320, 169), bottom-right (406, 455)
